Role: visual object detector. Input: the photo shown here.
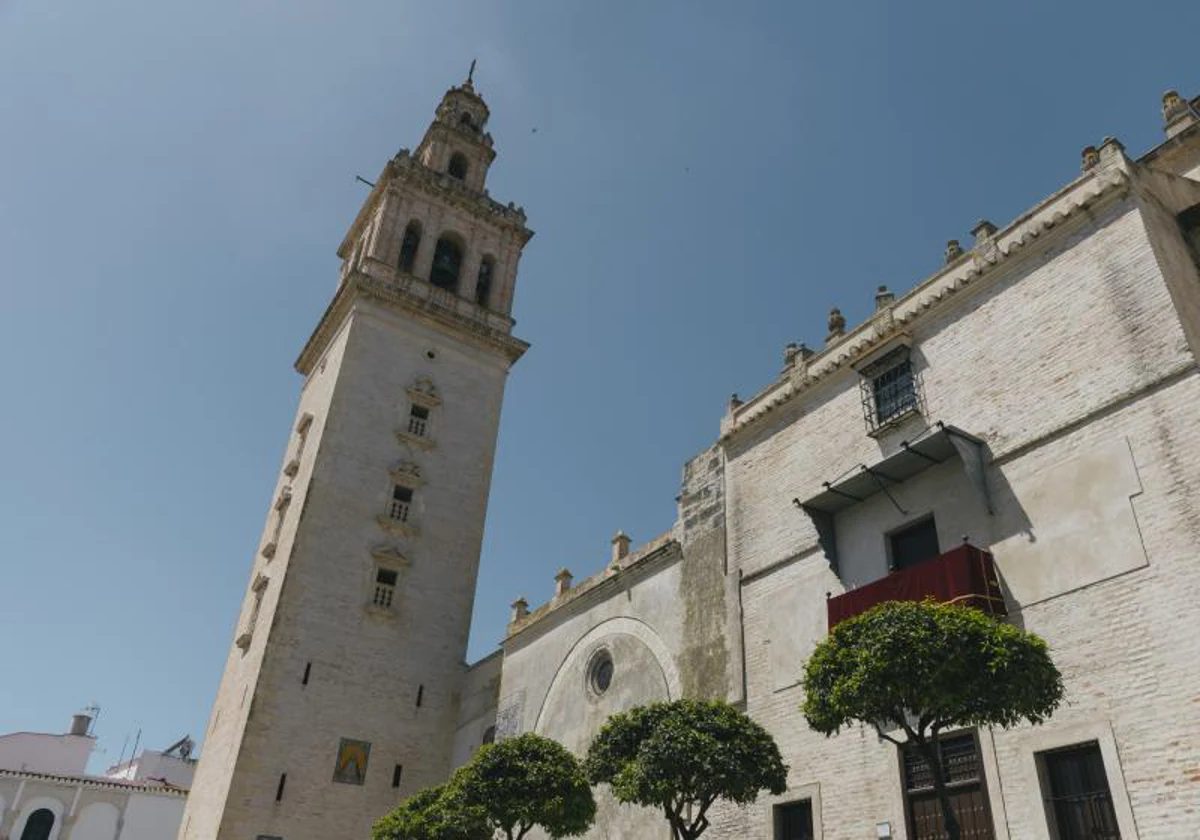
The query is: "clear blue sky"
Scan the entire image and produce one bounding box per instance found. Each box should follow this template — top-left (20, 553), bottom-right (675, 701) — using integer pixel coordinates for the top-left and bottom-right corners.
top-left (1, 0), bottom-right (1196, 770)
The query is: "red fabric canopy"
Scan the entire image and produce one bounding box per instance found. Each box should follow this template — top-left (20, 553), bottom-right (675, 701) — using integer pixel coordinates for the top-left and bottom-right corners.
top-left (827, 544), bottom-right (1006, 629)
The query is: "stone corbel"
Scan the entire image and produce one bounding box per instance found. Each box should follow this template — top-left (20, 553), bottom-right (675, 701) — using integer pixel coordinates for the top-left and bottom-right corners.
top-left (389, 461), bottom-right (424, 486)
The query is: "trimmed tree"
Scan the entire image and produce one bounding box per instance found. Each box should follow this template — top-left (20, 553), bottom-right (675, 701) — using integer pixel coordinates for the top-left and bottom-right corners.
top-left (802, 600), bottom-right (1064, 840)
top-left (455, 732), bottom-right (596, 840)
top-left (585, 699), bottom-right (788, 840)
top-left (371, 783), bottom-right (488, 840)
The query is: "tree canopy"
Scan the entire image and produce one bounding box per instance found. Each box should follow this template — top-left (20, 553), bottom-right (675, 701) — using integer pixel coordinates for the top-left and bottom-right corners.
top-left (585, 698), bottom-right (788, 840)
top-left (455, 732), bottom-right (595, 840)
top-left (802, 600), bottom-right (1063, 840)
top-left (371, 783), bottom-right (488, 840)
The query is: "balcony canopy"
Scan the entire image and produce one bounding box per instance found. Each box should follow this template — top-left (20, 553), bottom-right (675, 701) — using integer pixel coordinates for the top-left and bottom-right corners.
top-left (795, 423), bottom-right (992, 573)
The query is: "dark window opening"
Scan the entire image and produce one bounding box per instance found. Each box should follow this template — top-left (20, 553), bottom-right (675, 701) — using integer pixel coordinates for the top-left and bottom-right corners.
top-left (903, 733), bottom-right (995, 840)
top-left (889, 516), bottom-right (940, 571)
top-left (775, 800), bottom-right (814, 840)
top-left (302, 662), bottom-right (311, 685)
top-left (416, 684), bottom-right (424, 707)
top-left (389, 485), bottom-right (413, 522)
top-left (408, 404), bottom-right (430, 437)
top-left (459, 112), bottom-right (476, 130)
top-left (1041, 742), bottom-right (1121, 840)
top-left (1180, 203), bottom-right (1200, 267)
top-left (430, 238), bottom-right (462, 292)
top-left (275, 772), bottom-right (287, 802)
top-left (475, 258), bottom-right (494, 307)
top-left (392, 763), bottom-right (404, 788)
top-left (20, 809), bottom-right (55, 840)
top-left (376, 568), bottom-right (399, 587)
top-left (448, 152), bottom-right (469, 180)
top-left (398, 223), bottom-right (421, 274)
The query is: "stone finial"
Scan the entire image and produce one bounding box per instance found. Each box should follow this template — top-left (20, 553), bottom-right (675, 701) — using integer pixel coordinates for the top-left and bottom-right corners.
top-left (970, 220), bottom-right (998, 243)
top-left (826, 308), bottom-right (846, 343)
top-left (1162, 90), bottom-right (1197, 139)
top-left (1080, 145), bottom-right (1100, 172)
top-left (944, 239), bottom-right (964, 264)
top-left (783, 342), bottom-right (800, 366)
top-left (728, 393), bottom-right (742, 411)
top-left (554, 568), bottom-right (573, 597)
top-left (1163, 90), bottom-right (1185, 120)
top-left (874, 285), bottom-right (895, 311)
top-left (510, 597), bottom-right (529, 622)
top-left (611, 531), bottom-right (631, 565)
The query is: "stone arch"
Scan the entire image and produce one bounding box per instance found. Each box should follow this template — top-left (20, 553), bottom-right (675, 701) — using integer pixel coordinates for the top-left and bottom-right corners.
top-left (12, 797), bottom-right (65, 840)
top-left (72, 802), bottom-right (120, 840)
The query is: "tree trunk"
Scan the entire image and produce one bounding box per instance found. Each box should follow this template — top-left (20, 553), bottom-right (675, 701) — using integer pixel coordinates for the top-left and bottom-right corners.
top-left (918, 735), bottom-right (962, 840)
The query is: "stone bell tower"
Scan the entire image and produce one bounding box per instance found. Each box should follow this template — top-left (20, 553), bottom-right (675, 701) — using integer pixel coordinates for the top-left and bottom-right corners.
top-left (180, 73), bottom-right (532, 840)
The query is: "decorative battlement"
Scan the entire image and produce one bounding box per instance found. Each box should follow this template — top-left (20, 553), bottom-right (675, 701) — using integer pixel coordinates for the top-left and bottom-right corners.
top-left (720, 138), bottom-right (1134, 442)
top-left (505, 531), bottom-right (678, 639)
top-left (390, 150), bottom-right (531, 231)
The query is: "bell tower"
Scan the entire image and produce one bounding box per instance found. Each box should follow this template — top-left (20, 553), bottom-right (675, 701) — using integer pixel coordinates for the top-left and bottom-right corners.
top-left (181, 74), bottom-right (532, 840)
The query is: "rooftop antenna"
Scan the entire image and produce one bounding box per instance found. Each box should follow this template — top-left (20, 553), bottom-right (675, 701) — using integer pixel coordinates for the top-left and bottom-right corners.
top-left (467, 58), bottom-right (476, 85)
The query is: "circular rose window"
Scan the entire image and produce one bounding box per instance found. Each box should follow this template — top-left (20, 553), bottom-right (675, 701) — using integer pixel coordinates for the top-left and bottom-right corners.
top-left (588, 649), bottom-right (614, 695)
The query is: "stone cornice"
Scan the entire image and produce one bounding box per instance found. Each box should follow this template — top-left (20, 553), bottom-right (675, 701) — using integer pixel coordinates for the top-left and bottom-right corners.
top-left (721, 164), bottom-right (1133, 444)
top-left (294, 272), bottom-right (529, 376)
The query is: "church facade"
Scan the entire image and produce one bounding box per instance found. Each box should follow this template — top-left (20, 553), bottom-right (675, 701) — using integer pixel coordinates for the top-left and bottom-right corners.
top-left (181, 80), bottom-right (1200, 840)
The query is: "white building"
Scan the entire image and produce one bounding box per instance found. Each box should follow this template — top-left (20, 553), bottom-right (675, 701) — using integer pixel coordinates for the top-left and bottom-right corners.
top-left (184, 79), bottom-right (1200, 840)
top-left (0, 714), bottom-right (192, 840)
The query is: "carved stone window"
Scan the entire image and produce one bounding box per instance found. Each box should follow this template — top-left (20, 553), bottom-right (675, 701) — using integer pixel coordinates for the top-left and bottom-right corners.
top-left (408, 404), bottom-right (430, 437)
top-left (398, 379), bottom-right (440, 449)
top-left (448, 152), bottom-right (469, 180)
top-left (587, 648), bottom-right (614, 696)
top-left (373, 567), bottom-right (398, 609)
top-left (476, 257), bottom-right (494, 307)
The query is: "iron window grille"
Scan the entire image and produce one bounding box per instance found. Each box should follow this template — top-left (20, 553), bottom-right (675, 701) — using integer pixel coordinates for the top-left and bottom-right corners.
top-left (374, 568), bottom-right (398, 609)
top-left (389, 485), bottom-right (413, 522)
top-left (407, 405), bottom-right (430, 437)
top-left (1040, 742), bottom-right (1121, 840)
top-left (859, 345), bottom-right (921, 432)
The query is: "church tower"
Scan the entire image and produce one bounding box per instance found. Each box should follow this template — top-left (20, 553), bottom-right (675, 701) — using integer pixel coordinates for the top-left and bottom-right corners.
top-left (181, 74), bottom-right (532, 840)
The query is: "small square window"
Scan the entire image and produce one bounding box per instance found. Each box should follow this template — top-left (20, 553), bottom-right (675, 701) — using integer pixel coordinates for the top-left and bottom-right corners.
top-left (389, 485), bottom-right (413, 522)
top-left (408, 405), bottom-right (430, 437)
top-left (889, 516), bottom-right (940, 571)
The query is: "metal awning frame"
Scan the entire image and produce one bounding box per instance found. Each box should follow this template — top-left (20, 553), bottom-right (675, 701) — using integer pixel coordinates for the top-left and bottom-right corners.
top-left (794, 422), bottom-right (993, 574)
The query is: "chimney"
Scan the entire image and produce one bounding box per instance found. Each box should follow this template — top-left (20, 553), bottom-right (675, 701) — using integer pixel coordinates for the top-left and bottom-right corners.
top-left (874, 285), bottom-right (895, 310)
top-left (1163, 90), bottom-right (1198, 139)
top-left (611, 531), bottom-right (631, 565)
top-left (554, 568), bottom-right (573, 597)
top-left (510, 597), bottom-right (528, 623)
top-left (70, 714), bottom-right (92, 737)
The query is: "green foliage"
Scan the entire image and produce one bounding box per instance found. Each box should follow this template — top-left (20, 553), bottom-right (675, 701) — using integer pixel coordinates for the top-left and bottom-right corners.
top-left (455, 732), bottom-right (595, 840)
top-left (802, 600), bottom-right (1063, 739)
top-left (585, 699), bottom-right (787, 840)
top-left (371, 783), bottom-right (489, 840)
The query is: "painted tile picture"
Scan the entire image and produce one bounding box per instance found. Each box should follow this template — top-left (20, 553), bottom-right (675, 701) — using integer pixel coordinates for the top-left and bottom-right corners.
top-left (332, 738), bottom-right (371, 785)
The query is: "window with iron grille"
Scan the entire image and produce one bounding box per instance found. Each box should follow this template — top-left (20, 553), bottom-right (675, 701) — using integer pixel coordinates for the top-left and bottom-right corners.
top-left (407, 405), bottom-right (430, 437)
top-left (1039, 742), bottom-right (1121, 840)
top-left (902, 732), bottom-right (995, 840)
top-left (389, 485), bottom-right (413, 522)
top-left (373, 568), bottom-right (398, 609)
top-left (859, 346), bottom-right (921, 431)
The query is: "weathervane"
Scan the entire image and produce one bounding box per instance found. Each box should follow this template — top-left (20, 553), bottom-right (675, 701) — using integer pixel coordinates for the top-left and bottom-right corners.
top-left (467, 59), bottom-right (476, 85)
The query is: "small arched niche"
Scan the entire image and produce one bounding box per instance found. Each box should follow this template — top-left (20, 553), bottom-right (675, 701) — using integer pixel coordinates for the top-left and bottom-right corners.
top-left (448, 152), bottom-right (469, 181)
top-left (430, 236), bottom-right (464, 292)
top-left (398, 221), bottom-right (422, 274)
top-left (475, 256), bottom-right (495, 307)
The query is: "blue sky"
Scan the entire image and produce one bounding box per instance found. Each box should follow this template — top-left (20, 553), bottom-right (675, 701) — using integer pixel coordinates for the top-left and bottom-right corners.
top-left (0, 0), bottom-right (1196, 771)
